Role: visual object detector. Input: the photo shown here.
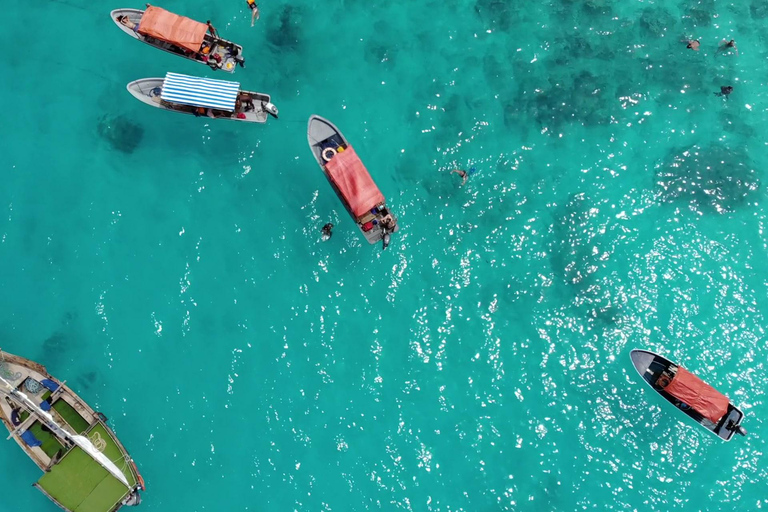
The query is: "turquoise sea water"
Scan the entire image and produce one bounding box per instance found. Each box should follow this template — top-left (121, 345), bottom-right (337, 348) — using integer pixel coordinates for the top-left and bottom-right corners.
top-left (2, 0), bottom-right (768, 510)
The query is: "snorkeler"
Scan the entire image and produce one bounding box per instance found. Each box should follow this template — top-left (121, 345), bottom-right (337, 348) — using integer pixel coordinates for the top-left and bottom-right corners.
top-left (684, 39), bottom-right (700, 51)
top-left (321, 223), bottom-right (334, 240)
top-left (715, 85), bottom-right (733, 98)
top-left (718, 39), bottom-right (738, 55)
top-left (450, 167), bottom-right (477, 185)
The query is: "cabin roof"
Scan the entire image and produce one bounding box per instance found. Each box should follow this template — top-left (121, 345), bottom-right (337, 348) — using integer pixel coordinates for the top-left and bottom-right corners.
top-left (137, 6), bottom-right (208, 53)
top-left (161, 72), bottom-right (240, 111)
top-left (324, 146), bottom-right (385, 218)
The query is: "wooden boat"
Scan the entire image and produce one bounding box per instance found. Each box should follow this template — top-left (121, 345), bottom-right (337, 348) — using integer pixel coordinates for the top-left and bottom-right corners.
top-left (630, 349), bottom-right (746, 441)
top-left (127, 72), bottom-right (278, 124)
top-left (111, 6), bottom-right (244, 73)
top-left (0, 350), bottom-right (144, 511)
top-left (307, 115), bottom-right (398, 247)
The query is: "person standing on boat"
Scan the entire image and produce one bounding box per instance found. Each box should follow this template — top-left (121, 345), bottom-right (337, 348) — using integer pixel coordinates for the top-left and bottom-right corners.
top-left (247, 0), bottom-right (260, 26)
top-left (206, 20), bottom-right (219, 38)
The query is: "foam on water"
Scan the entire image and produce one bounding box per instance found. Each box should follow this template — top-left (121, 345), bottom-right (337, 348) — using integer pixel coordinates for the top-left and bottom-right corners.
top-left (1, 0), bottom-right (767, 510)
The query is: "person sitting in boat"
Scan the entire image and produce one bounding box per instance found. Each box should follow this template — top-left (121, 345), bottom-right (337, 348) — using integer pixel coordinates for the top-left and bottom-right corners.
top-left (229, 45), bottom-right (246, 68)
top-left (655, 369), bottom-right (675, 390)
top-left (203, 51), bottom-right (223, 70)
top-left (380, 214), bottom-right (395, 234)
top-left (117, 15), bottom-right (139, 33)
top-left (193, 107), bottom-right (216, 118)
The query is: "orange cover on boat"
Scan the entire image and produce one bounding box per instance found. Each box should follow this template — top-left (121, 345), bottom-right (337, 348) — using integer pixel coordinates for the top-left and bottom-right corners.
top-left (666, 367), bottom-right (730, 424)
top-left (138, 6), bottom-right (208, 53)
top-left (325, 146), bottom-right (385, 218)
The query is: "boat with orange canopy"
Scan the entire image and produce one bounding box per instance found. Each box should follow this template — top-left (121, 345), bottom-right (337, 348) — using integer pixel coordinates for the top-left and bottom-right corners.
top-left (630, 349), bottom-right (746, 441)
top-left (307, 115), bottom-right (398, 248)
top-left (111, 6), bottom-right (244, 73)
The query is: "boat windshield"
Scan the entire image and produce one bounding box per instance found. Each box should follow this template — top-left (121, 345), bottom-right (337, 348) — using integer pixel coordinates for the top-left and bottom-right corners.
top-left (138, 6), bottom-right (208, 53)
top-left (161, 72), bottom-right (240, 111)
top-left (665, 367), bottom-right (730, 424)
top-left (324, 146), bottom-right (385, 218)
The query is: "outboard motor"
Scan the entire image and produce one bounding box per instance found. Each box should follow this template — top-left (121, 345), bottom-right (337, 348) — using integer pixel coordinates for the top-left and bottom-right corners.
top-left (382, 233), bottom-right (391, 250)
top-left (262, 101), bottom-right (279, 119)
top-left (726, 420), bottom-right (747, 437)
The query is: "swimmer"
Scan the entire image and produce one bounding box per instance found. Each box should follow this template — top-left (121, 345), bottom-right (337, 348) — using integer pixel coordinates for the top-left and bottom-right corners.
top-left (451, 169), bottom-right (468, 185)
top-left (246, 0), bottom-right (260, 26)
top-left (450, 167), bottom-right (477, 185)
top-left (685, 39), bottom-right (700, 51)
top-left (715, 85), bottom-right (733, 98)
top-left (718, 39), bottom-right (738, 55)
top-left (321, 223), bottom-right (334, 240)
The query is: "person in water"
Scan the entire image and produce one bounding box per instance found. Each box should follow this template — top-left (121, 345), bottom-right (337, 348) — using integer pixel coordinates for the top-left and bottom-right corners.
top-left (718, 39), bottom-right (738, 54)
top-left (247, 0), bottom-right (260, 26)
top-left (321, 223), bottom-right (334, 240)
top-left (715, 85), bottom-right (733, 98)
top-left (451, 167), bottom-right (477, 185)
top-left (206, 20), bottom-right (218, 38)
top-left (685, 39), bottom-right (700, 51)
top-left (451, 169), bottom-right (468, 185)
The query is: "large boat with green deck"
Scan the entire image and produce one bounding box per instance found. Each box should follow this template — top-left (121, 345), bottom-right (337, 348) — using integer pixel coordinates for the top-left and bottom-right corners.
top-left (0, 350), bottom-right (144, 511)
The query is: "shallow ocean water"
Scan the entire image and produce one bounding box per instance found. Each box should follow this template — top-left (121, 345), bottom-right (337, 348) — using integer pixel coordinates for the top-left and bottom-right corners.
top-left (2, 0), bottom-right (768, 510)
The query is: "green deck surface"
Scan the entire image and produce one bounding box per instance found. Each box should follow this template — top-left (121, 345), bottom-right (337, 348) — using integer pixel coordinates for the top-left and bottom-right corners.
top-left (53, 399), bottom-right (90, 434)
top-left (36, 422), bottom-right (135, 512)
top-left (28, 421), bottom-right (64, 459)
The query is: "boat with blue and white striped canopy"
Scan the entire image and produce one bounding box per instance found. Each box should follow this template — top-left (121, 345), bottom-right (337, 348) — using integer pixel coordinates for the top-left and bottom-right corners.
top-left (126, 72), bottom-right (278, 124)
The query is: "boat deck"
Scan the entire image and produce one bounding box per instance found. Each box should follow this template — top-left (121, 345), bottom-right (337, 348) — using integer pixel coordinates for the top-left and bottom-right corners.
top-left (37, 422), bottom-right (137, 512)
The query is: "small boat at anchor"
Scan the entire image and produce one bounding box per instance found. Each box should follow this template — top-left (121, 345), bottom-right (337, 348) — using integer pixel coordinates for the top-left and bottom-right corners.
top-left (630, 349), bottom-right (746, 441)
top-left (111, 6), bottom-right (244, 73)
top-left (307, 115), bottom-right (398, 247)
top-left (0, 350), bottom-right (144, 511)
top-left (127, 72), bottom-right (278, 124)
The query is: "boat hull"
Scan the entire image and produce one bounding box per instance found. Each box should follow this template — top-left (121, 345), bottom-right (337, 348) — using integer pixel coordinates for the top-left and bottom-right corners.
top-left (127, 78), bottom-right (273, 124)
top-left (307, 115), bottom-right (398, 245)
top-left (630, 349), bottom-right (745, 441)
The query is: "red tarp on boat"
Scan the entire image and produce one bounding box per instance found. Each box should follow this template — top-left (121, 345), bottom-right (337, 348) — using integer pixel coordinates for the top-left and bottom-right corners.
top-left (325, 146), bottom-right (385, 218)
top-left (138, 6), bottom-right (208, 53)
top-left (665, 367), bottom-right (730, 424)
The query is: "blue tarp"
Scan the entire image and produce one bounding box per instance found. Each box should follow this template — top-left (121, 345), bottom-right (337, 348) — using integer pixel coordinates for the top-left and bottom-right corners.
top-left (40, 400), bottom-right (52, 411)
top-left (21, 430), bottom-right (42, 447)
top-left (41, 379), bottom-right (59, 392)
top-left (161, 72), bottom-right (240, 111)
